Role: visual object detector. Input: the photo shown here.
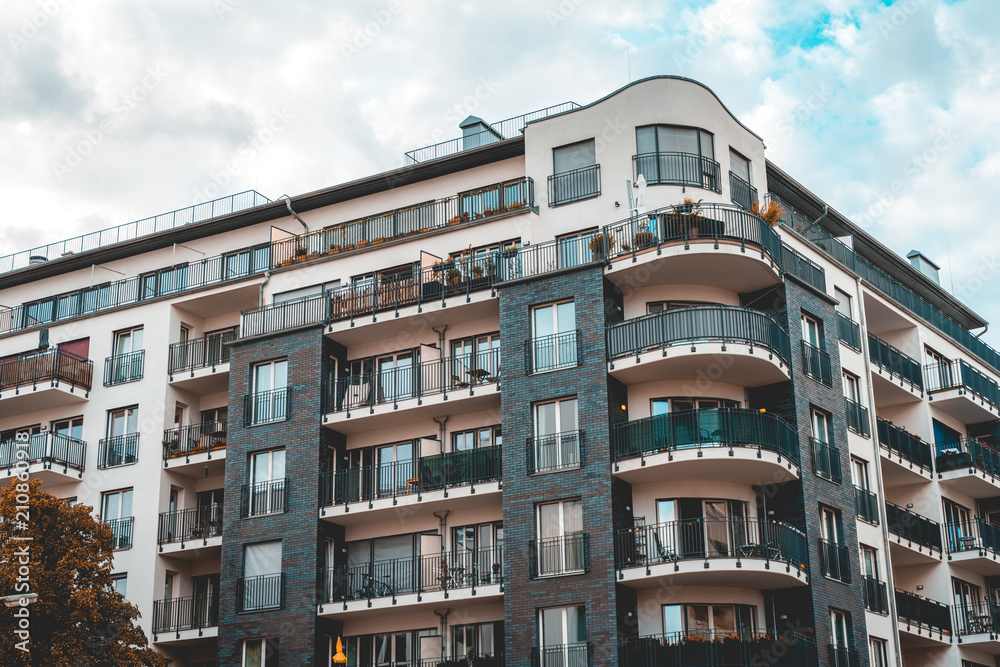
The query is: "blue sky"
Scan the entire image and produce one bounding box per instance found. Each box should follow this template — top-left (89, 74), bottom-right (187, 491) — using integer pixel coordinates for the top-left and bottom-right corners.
top-left (1, 0), bottom-right (998, 343)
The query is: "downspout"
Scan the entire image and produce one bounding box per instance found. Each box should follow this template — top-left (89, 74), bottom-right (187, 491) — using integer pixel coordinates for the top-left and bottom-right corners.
top-left (258, 271), bottom-right (271, 308)
top-left (433, 416), bottom-right (449, 450)
top-left (976, 323), bottom-right (989, 339)
top-left (433, 609), bottom-right (450, 661)
top-left (432, 326), bottom-right (448, 352)
top-left (282, 196), bottom-right (309, 234)
top-left (806, 204), bottom-right (829, 239)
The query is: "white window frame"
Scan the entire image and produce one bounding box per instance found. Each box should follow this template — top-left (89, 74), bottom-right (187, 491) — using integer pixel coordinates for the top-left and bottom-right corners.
top-left (533, 397), bottom-right (580, 472)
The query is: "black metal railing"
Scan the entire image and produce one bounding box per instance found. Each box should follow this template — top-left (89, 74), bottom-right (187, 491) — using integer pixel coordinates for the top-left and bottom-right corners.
top-left (633, 152), bottom-right (721, 192)
top-left (612, 408), bottom-right (799, 466)
top-left (844, 397), bottom-right (870, 436)
top-left (780, 243), bottom-right (826, 292)
top-left (854, 486), bottom-right (879, 524)
top-left (323, 350), bottom-right (501, 413)
top-left (801, 341), bottom-right (832, 385)
top-left (530, 533), bottom-right (590, 577)
top-left (531, 643), bottom-right (591, 667)
top-left (895, 588), bottom-right (952, 635)
top-left (944, 517), bottom-right (1000, 555)
top-left (168, 327), bottom-right (237, 375)
top-left (107, 517), bottom-right (134, 550)
top-left (241, 479), bottom-right (287, 517)
top-left (925, 359), bottom-right (1000, 409)
top-left (836, 312), bottom-right (862, 351)
top-left (867, 333), bottom-right (923, 391)
top-left (0, 432), bottom-right (86, 475)
top-left (152, 595), bottom-right (219, 633)
top-left (819, 538), bottom-right (851, 582)
top-left (97, 434), bottom-right (139, 469)
top-left (936, 437), bottom-right (1000, 479)
top-left (863, 576), bottom-right (889, 614)
top-left (829, 645), bottom-right (861, 667)
top-left (157, 505), bottom-right (223, 544)
top-left (548, 164), bottom-right (601, 206)
top-left (606, 305), bottom-right (790, 364)
top-left (0, 349), bottom-right (93, 394)
top-left (885, 501), bottom-right (942, 552)
top-left (237, 573), bottom-right (284, 612)
top-left (954, 600), bottom-right (1000, 635)
top-left (527, 431), bottom-right (582, 474)
top-left (619, 631), bottom-right (815, 667)
top-left (812, 438), bottom-right (841, 483)
top-left (243, 387), bottom-right (290, 425)
top-left (525, 330), bottom-right (580, 373)
top-left (614, 518), bottom-right (808, 570)
top-left (729, 171), bottom-right (758, 209)
top-left (103, 350), bottom-right (145, 386)
top-left (162, 420), bottom-right (227, 460)
top-left (876, 418), bottom-right (933, 473)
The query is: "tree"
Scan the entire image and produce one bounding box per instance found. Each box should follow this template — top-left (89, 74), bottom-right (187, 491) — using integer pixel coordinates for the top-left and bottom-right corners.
top-left (0, 478), bottom-right (166, 666)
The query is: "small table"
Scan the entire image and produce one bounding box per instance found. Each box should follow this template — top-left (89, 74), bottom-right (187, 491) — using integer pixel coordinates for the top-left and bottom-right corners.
top-left (468, 368), bottom-right (491, 385)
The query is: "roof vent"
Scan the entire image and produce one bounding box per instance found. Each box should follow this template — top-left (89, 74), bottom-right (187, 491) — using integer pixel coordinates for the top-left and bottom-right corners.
top-left (907, 250), bottom-right (940, 285)
top-left (28, 255), bottom-right (48, 266)
top-left (459, 116), bottom-right (503, 151)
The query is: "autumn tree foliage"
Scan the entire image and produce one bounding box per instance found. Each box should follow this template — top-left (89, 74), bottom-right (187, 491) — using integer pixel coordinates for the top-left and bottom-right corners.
top-left (0, 478), bottom-right (166, 666)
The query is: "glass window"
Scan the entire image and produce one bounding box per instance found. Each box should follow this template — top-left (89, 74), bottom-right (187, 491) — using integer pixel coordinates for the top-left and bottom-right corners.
top-left (101, 489), bottom-right (133, 521)
top-left (452, 426), bottom-right (500, 451)
top-left (830, 610), bottom-right (850, 649)
top-left (243, 638), bottom-right (279, 667)
top-left (539, 605), bottom-right (586, 663)
top-left (842, 372), bottom-right (860, 402)
top-left (851, 457), bottom-right (870, 491)
top-left (802, 315), bottom-right (821, 348)
top-left (111, 574), bottom-right (127, 597)
top-left (52, 416), bottom-right (83, 441)
top-left (834, 288), bottom-right (853, 318)
top-left (534, 398), bottom-right (579, 472)
top-left (556, 229), bottom-right (597, 269)
top-left (811, 409), bottom-right (829, 443)
top-left (860, 545), bottom-right (879, 580)
top-left (869, 638), bottom-right (888, 667)
top-left (820, 507), bottom-right (841, 544)
top-left (553, 140), bottom-right (596, 174)
top-left (250, 359), bottom-right (288, 423)
top-left (532, 301), bottom-right (577, 372)
top-left (537, 499), bottom-right (584, 574)
top-left (729, 149), bottom-right (750, 184)
top-left (248, 449), bottom-right (285, 515)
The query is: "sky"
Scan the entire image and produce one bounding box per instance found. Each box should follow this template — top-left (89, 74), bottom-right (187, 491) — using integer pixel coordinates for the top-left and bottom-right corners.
top-left (1, 0), bottom-right (999, 343)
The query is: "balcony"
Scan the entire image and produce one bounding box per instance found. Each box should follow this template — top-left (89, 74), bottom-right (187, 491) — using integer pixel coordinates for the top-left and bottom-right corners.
top-left (877, 418), bottom-right (933, 483)
top-left (885, 502), bottom-right (942, 563)
top-left (161, 421), bottom-right (226, 474)
top-left (243, 388), bottom-right (289, 426)
top-left (619, 631), bottom-right (815, 667)
top-left (107, 517), bottom-right (134, 550)
top-left (780, 243), bottom-right (826, 292)
top-left (157, 505), bottom-right (223, 557)
top-left (836, 312), bottom-right (862, 352)
top-left (103, 350), bottom-right (144, 386)
top-left (0, 432), bottom-right (85, 483)
top-left (867, 333), bottom-right (923, 404)
top-left (844, 398), bottom-right (870, 437)
top-left (167, 327), bottom-right (236, 393)
top-left (614, 518), bottom-right (808, 589)
top-left (525, 330), bottom-right (579, 374)
top-left (527, 431), bottom-right (582, 474)
top-left (97, 434), bottom-right (139, 469)
top-left (819, 538), bottom-right (851, 582)
top-left (606, 305), bottom-right (790, 387)
top-left (955, 600), bottom-right (1000, 643)
top-left (829, 645), bottom-right (861, 667)
top-left (0, 349), bottom-right (92, 410)
top-left (532, 643), bottom-right (591, 667)
top-left (863, 576), bottom-right (889, 614)
top-left (611, 408), bottom-right (799, 486)
top-left (936, 437), bottom-right (1000, 497)
top-left (926, 359), bottom-right (1000, 422)
top-left (548, 164), bottom-right (601, 206)
top-left (240, 479), bottom-right (286, 517)
top-left (944, 518), bottom-right (1000, 574)
top-left (812, 438), bottom-right (842, 483)
top-left (801, 341), bottom-right (832, 385)
top-left (895, 588), bottom-right (952, 645)
top-left (152, 595), bottom-right (218, 640)
top-left (633, 152), bottom-right (721, 192)
top-left (530, 533), bottom-right (589, 577)
top-left (729, 171), bottom-right (758, 209)
top-left (237, 573), bottom-right (284, 613)
top-left (853, 486), bottom-right (879, 525)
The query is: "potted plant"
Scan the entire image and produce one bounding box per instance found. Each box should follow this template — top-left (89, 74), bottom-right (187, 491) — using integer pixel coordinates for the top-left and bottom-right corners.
top-left (588, 233), bottom-right (615, 260)
top-left (633, 230), bottom-right (656, 249)
top-left (667, 197), bottom-right (704, 238)
top-left (500, 246), bottom-right (518, 259)
top-left (327, 243), bottom-right (340, 254)
top-left (445, 268), bottom-right (462, 285)
top-left (471, 265), bottom-right (484, 279)
top-left (293, 246), bottom-right (308, 262)
top-left (751, 199), bottom-right (783, 226)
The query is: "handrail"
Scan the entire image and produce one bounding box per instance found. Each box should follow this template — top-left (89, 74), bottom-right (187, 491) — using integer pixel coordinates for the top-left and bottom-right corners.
top-left (152, 594), bottom-right (219, 633)
top-left (0, 432), bottom-right (86, 474)
top-left (885, 501), bottom-right (942, 551)
top-left (0, 348), bottom-right (93, 394)
top-left (168, 327), bottom-right (237, 374)
top-left (867, 333), bottom-right (923, 391)
top-left (632, 152), bottom-right (722, 192)
top-left (876, 418), bottom-right (933, 472)
top-left (157, 504), bottom-right (223, 544)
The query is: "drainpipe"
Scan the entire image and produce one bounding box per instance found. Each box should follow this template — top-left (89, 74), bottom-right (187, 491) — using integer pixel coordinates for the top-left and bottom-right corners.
top-left (433, 416), bottom-right (449, 455)
top-left (976, 324), bottom-right (989, 339)
top-left (258, 271), bottom-right (271, 308)
top-left (434, 511), bottom-right (450, 554)
top-left (432, 326), bottom-right (448, 352)
top-left (433, 609), bottom-right (450, 660)
top-left (281, 196), bottom-right (309, 234)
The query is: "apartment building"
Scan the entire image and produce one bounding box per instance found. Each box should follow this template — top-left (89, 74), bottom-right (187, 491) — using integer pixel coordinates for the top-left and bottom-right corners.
top-left (0, 75), bottom-right (997, 667)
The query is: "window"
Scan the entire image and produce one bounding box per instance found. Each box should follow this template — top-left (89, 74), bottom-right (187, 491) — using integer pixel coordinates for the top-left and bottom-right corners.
top-left (102, 489), bottom-right (133, 550)
top-left (101, 407), bottom-right (138, 468)
top-left (52, 416), bottom-right (83, 441)
top-left (650, 396), bottom-right (738, 415)
top-left (346, 534), bottom-right (417, 595)
top-left (531, 301), bottom-right (577, 372)
top-left (834, 288), bottom-right (853, 319)
top-left (248, 449), bottom-right (286, 516)
top-left (533, 398), bottom-right (579, 472)
top-left (539, 605), bottom-right (586, 665)
top-left (550, 140), bottom-right (599, 206)
top-left (842, 373), bottom-right (868, 437)
top-left (820, 507), bottom-right (849, 582)
top-left (801, 314), bottom-right (831, 384)
top-left (944, 499), bottom-right (972, 552)
top-left (812, 409), bottom-right (840, 482)
top-left (869, 638), bottom-right (888, 667)
top-left (933, 418), bottom-right (963, 456)
top-left (345, 630), bottom-right (439, 666)
top-left (925, 346), bottom-right (953, 390)
top-left (556, 229), bottom-right (597, 268)
top-left (860, 545), bottom-right (879, 580)
top-left (663, 603), bottom-right (756, 638)
top-left (453, 623), bottom-right (498, 661)
top-left (107, 326), bottom-right (144, 385)
top-left (374, 440), bottom-right (413, 498)
top-left (249, 359), bottom-right (288, 424)
top-left (451, 333), bottom-right (500, 383)
top-left (646, 300), bottom-right (710, 314)
top-left (452, 426), bottom-right (501, 451)
top-left (830, 609), bottom-right (851, 650)
top-left (728, 149), bottom-right (755, 209)
top-left (536, 500), bottom-right (584, 575)
top-left (111, 574), bottom-right (127, 597)
top-left (242, 542), bottom-right (282, 612)
top-left (729, 150), bottom-right (750, 185)
top-left (452, 522), bottom-right (504, 585)
top-left (842, 372), bottom-right (860, 403)
top-left (635, 125), bottom-right (718, 192)
top-left (376, 350), bottom-right (414, 404)
top-left (242, 638), bottom-right (279, 666)
top-left (850, 457), bottom-right (870, 491)
top-left (953, 577), bottom-right (982, 634)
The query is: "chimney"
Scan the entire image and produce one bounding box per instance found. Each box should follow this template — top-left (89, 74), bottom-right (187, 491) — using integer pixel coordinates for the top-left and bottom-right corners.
top-left (907, 251), bottom-right (940, 285)
top-left (459, 116), bottom-right (503, 152)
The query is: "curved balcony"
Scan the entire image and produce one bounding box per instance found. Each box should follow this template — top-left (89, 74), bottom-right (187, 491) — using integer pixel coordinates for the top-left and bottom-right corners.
top-left (632, 152), bottom-right (721, 193)
top-left (619, 631), bottom-right (815, 667)
top-left (606, 306), bottom-right (791, 386)
top-left (614, 518), bottom-right (809, 589)
top-left (612, 409), bottom-right (799, 485)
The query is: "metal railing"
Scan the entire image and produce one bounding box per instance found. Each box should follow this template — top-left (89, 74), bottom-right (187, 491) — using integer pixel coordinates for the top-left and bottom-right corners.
top-left (876, 418), bottom-right (933, 473)
top-left (812, 438), bottom-right (841, 483)
top-left (606, 305), bottom-right (790, 364)
top-left (157, 505), bottom-right (223, 544)
top-left (954, 600), bottom-right (1000, 636)
top-left (241, 479), bottom-right (287, 517)
top-left (152, 594), bottom-right (219, 634)
top-left (729, 171), bottom-right (758, 209)
top-left (237, 573), bottom-right (284, 612)
top-left (0, 432), bottom-right (86, 475)
top-left (97, 434), bottom-right (139, 469)
top-left (612, 408), bottom-right (799, 466)
top-left (854, 486), bottom-right (879, 524)
top-left (836, 312), bottom-right (862, 351)
top-left (885, 502), bottom-right (942, 552)
top-left (525, 330), bottom-right (579, 373)
top-left (0, 349), bottom-right (93, 395)
top-left (944, 518), bottom-right (1000, 555)
top-left (781, 243), bottom-right (826, 292)
top-left (527, 430), bottom-right (582, 474)
top-left (103, 350), bottom-right (145, 386)
top-left (323, 350), bottom-right (501, 414)
top-left (925, 359), bottom-right (1000, 409)
top-left (936, 437), bottom-right (1000, 479)
top-left (633, 152), bottom-right (721, 192)
top-left (243, 387), bottom-right (290, 425)
top-left (619, 631), bottom-right (815, 667)
top-left (168, 327), bottom-right (237, 375)
top-left (107, 517), bottom-right (134, 550)
top-left (829, 645), bottom-right (861, 667)
top-left (614, 518), bottom-right (808, 571)
top-left (844, 397), bottom-right (869, 436)
top-left (531, 643), bottom-right (591, 667)
top-left (530, 533), bottom-right (590, 577)
top-left (162, 420), bottom-right (227, 460)
top-left (863, 576), bottom-right (889, 614)
top-left (867, 333), bottom-right (923, 391)
top-left (895, 588), bottom-right (952, 635)
top-left (0, 190), bottom-right (269, 275)
top-left (548, 164), bottom-right (601, 206)
top-left (801, 341), bottom-right (832, 385)
top-left (819, 538), bottom-right (851, 582)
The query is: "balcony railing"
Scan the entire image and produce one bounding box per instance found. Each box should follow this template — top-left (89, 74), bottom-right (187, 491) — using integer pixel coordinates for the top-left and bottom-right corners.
top-left (525, 330), bottom-right (580, 373)
top-left (780, 243), bottom-right (826, 292)
top-left (955, 600), bottom-right (1000, 635)
top-left (237, 573), bottom-right (284, 612)
top-left (812, 438), bottom-right (841, 483)
top-left (243, 387), bottom-right (289, 425)
top-left (936, 437), bottom-right (1000, 479)
top-left (0, 349), bottom-right (93, 395)
top-left (0, 432), bottom-right (86, 475)
top-left (241, 479), bottom-right (287, 517)
top-left (944, 518), bottom-right (1000, 555)
top-left (801, 341), bottom-right (832, 385)
top-left (867, 333), bottom-right (923, 391)
top-left (853, 486), bottom-right (879, 525)
top-left (612, 408), bottom-right (799, 466)
top-left (895, 588), bottom-right (952, 635)
top-left (619, 631), bottom-right (815, 667)
top-left (614, 518), bottom-right (808, 571)
top-left (107, 517), bottom-right (134, 550)
top-left (819, 538), bottom-right (851, 582)
top-left (885, 501), bottom-right (942, 552)
top-left (162, 420), bottom-right (227, 460)
top-left (876, 418), bottom-right (933, 473)
top-left (729, 171), bottom-right (758, 209)
top-left (548, 164), bottom-right (601, 206)
top-left (157, 505), bottom-right (223, 545)
top-left (863, 576), bottom-right (889, 614)
top-left (829, 645), bottom-right (861, 667)
top-left (844, 398), bottom-right (870, 436)
top-left (925, 359), bottom-right (1000, 408)
top-left (835, 312), bottom-right (862, 351)
top-left (152, 594), bottom-right (219, 634)
top-left (527, 430), bottom-right (582, 474)
top-left (323, 350), bottom-right (501, 413)
top-left (323, 546), bottom-right (504, 603)
top-left (168, 327), bottom-right (237, 375)
top-left (97, 434), bottom-right (139, 469)
top-left (530, 533), bottom-right (590, 577)
top-left (633, 152), bottom-right (721, 192)
top-left (103, 350), bottom-right (145, 386)
top-left (606, 305), bottom-right (790, 364)
top-left (531, 643), bottom-right (591, 667)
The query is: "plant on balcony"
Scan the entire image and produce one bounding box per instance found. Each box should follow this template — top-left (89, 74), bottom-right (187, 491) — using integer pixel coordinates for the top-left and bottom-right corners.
top-left (327, 243), bottom-right (341, 254)
top-left (294, 245), bottom-right (308, 257)
top-left (588, 233), bottom-right (616, 259)
top-left (446, 268), bottom-right (463, 284)
top-left (500, 246), bottom-right (518, 258)
top-left (666, 197), bottom-right (705, 237)
top-left (633, 230), bottom-right (657, 249)
top-left (471, 265), bottom-right (484, 278)
top-left (751, 199), bottom-right (783, 226)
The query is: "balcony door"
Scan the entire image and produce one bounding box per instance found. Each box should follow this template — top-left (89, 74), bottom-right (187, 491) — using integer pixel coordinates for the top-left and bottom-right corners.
top-left (252, 360), bottom-right (287, 423)
top-left (250, 449), bottom-right (285, 515)
top-left (107, 407), bottom-right (138, 466)
top-left (243, 541), bottom-right (281, 611)
top-left (112, 327), bottom-right (143, 383)
top-left (538, 500), bottom-right (583, 574)
top-left (193, 574), bottom-right (219, 627)
top-left (376, 441), bottom-right (413, 498)
top-left (953, 578), bottom-right (982, 634)
top-left (532, 302), bottom-right (576, 371)
top-left (377, 351), bottom-right (414, 403)
top-left (539, 605), bottom-right (586, 667)
top-left (944, 500), bottom-right (972, 552)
